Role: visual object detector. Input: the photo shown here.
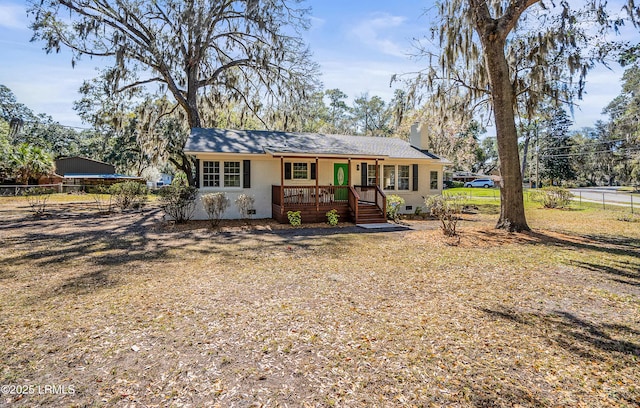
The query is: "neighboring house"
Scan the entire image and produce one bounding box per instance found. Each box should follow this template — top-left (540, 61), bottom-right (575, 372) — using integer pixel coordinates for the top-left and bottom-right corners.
top-left (453, 172), bottom-right (502, 187)
top-left (38, 173), bottom-right (64, 185)
top-left (453, 172), bottom-right (480, 184)
top-left (147, 173), bottom-right (174, 188)
top-left (52, 157), bottom-right (143, 187)
top-left (453, 171), bottom-right (501, 184)
top-left (185, 124), bottom-right (451, 223)
top-left (55, 157), bottom-right (116, 176)
top-left (62, 173), bottom-right (144, 187)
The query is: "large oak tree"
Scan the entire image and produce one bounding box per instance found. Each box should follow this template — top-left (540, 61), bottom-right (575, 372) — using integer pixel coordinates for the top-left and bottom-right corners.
top-left (412, 0), bottom-right (639, 231)
top-left (29, 0), bottom-right (319, 184)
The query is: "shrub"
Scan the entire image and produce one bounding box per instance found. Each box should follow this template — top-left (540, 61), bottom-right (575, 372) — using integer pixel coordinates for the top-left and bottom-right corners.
top-left (386, 195), bottom-right (405, 221)
top-left (425, 194), bottom-right (466, 237)
top-left (89, 185), bottom-right (113, 213)
top-left (617, 213), bottom-right (637, 223)
top-left (158, 184), bottom-right (198, 223)
top-left (444, 180), bottom-right (464, 189)
top-left (326, 209), bottom-right (339, 226)
top-left (287, 210), bottom-right (301, 227)
top-left (109, 181), bottom-right (148, 210)
top-left (202, 192), bottom-right (229, 227)
top-left (24, 187), bottom-right (53, 215)
top-left (531, 186), bottom-right (573, 209)
top-left (235, 194), bottom-right (255, 220)
top-left (172, 171), bottom-right (189, 186)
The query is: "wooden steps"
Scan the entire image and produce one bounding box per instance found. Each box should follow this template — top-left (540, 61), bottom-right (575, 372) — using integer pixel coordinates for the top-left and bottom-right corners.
top-left (355, 202), bottom-right (387, 224)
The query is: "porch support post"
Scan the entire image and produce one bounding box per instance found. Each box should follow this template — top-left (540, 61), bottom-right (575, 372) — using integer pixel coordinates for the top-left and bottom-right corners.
top-left (280, 156), bottom-right (285, 215)
top-left (348, 158), bottom-right (352, 186)
top-left (375, 159), bottom-right (379, 187)
top-left (315, 157), bottom-right (319, 212)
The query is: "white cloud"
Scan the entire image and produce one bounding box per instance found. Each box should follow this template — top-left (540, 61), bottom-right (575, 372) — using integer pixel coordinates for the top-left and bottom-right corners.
top-left (0, 4), bottom-right (27, 30)
top-left (351, 13), bottom-right (409, 57)
top-left (309, 16), bottom-right (326, 31)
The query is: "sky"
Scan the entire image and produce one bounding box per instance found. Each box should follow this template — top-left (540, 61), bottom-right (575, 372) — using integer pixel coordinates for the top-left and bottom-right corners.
top-left (0, 0), bottom-right (635, 131)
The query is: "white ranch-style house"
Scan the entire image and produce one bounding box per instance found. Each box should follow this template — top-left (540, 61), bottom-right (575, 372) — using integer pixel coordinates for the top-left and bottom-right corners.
top-left (184, 123), bottom-right (450, 223)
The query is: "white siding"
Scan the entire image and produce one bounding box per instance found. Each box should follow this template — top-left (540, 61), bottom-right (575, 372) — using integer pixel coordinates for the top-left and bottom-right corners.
top-left (362, 161), bottom-right (444, 214)
top-left (193, 155), bottom-right (278, 220)
top-left (190, 155), bottom-right (446, 220)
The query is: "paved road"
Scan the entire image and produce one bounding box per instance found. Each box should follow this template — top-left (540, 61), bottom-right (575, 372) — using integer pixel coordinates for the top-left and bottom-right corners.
top-left (569, 187), bottom-right (637, 206)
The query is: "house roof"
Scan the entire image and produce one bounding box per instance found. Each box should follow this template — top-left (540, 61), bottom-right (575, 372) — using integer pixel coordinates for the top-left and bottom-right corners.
top-left (63, 174), bottom-right (142, 180)
top-left (54, 156), bottom-right (116, 176)
top-left (185, 128), bottom-right (449, 162)
top-left (56, 156), bottom-right (114, 166)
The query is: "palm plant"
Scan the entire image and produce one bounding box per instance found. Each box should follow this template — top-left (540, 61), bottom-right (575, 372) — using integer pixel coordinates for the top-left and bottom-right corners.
top-left (12, 143), bottom-right (54, 184)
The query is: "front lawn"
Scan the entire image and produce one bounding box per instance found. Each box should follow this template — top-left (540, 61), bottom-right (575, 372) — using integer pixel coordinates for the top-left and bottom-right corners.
top-left (1, 199), bottom-right (638, 407)
top-left (445, 186), bottom-right (501, 199)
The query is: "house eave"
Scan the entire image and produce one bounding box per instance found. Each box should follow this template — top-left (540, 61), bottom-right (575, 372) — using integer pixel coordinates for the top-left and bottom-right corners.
top-left (186, 149), bottom-right (451, 163)
top-left (264, 149), bottom-right (388, 161)
top-left (184, 150), bottom-right (268, 157)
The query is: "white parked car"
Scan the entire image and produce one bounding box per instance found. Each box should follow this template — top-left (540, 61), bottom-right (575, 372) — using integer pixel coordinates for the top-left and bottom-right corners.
top-left (464, 178), bottom-right (495, 188)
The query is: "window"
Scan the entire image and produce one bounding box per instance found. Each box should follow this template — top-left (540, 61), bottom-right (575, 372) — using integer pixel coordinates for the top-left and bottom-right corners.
top-left (382, 165), bottom-right (411, 190)
top-left (383, 165), bottom-right (395, 190)
top-left (285, 162), bottom-right (315, 180)
top-left (203, 160), bottom-right (241, 188)
top-left (430, 171), bottom-right (438, 190)
top-left (293, 163), bottom-right (308, 179)
top-left (398, 165), bottom-right (410, 190)
top-left (367, 164), bottom-right (377, 186)
top-left (224, 161), bottom-right (241, 187)
top-left (203, 161), bottom-right (220, 187)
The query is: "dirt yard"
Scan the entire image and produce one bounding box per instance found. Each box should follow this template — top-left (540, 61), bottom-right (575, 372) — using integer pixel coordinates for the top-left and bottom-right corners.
top-left (1, 196), bottom-right (638, 407)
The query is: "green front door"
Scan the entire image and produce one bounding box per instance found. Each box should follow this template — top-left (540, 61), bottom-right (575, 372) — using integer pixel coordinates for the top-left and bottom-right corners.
top-left (334, 163), bottom-right (349, 200)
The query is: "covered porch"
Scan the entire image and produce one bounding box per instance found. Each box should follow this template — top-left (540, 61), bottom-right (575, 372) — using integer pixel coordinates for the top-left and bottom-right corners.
top-left (270, 154), bottom-right (387, 224)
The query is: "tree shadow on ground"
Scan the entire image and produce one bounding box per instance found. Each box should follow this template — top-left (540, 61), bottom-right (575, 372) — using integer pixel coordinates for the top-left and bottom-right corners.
top-left (571, 259), bottom-right (640, 286)
top-left (1, 209), bottom-right (169, 268)
top-left (480, 306), bottom-right (640, 361)
top-left (516, 230), bottom-right (640, 289)
top-left (478, 307), bottom-right (640, 406)
top-left (469, 384), bottom-right (549, 408)
top-left (1, 209), bottom-right (403, 300)
top-left (523, 230), bottom-right (639, 256)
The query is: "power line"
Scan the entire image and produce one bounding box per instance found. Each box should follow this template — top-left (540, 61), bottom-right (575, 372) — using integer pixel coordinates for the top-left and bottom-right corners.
top-left (3, 117), bottom-right (94, 131)
top-left (539, 137), bottom-right (631, 151)
top-left (540, 147), bottom-right (640, 158)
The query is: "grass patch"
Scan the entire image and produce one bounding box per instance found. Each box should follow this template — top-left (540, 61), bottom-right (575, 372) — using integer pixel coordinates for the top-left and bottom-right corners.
top-left (0, 200), bottom-right (638, 407)
top-left (445, 186), bottom-right (501, 199)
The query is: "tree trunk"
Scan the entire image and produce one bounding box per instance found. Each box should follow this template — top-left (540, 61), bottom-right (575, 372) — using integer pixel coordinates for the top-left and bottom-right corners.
top-left (521, 126), bottom-right (531, 181)
top-left (169, 153), bottom-right (194, 186)
top-left (180, 155), bottom-right (194, 186)
top-left (180, 68), bottom-right (200, 187)
top-left (483, 39), bottom-right (530, 232)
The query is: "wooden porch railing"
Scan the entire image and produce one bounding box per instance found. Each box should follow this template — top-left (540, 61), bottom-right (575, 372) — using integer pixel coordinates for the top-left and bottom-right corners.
top-left (375, 185), bottom-right (387, 217)
top-left (348, 186), bottom-right (360, 222)
top-left (354, 185), bottom-right (376, 203)
top-left (272, 185), bottom-right (384, 223)
top-left (354, 185), bottom-right (387, 214)
top-left (272, 185), bottom-right (350, 207)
